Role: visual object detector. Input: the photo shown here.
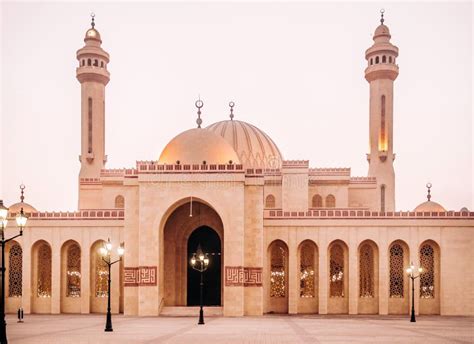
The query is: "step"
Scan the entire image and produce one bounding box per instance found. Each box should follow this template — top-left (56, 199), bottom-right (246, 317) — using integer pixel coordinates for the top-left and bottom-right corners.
top-left (160, 306), bottom-right (223, 317)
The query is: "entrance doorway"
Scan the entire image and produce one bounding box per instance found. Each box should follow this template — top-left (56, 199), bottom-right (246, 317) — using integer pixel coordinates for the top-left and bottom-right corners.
top-left (187, 226), bottom-right (221, 306)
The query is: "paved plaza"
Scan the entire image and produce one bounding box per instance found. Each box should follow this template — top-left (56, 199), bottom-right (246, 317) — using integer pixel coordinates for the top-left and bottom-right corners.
top-left (5, 314), bottom-right (474, 343)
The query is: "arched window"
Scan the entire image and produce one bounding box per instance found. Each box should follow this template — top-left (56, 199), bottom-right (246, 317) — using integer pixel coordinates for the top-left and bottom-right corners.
top-left (329, 243), bottom-right (344, 297)
top-left (389, 243), bottom-right (405, 297)
top-left (382, 55), bottom-right (387, 63)
top-left (265, 194), bottom-right (276, 208)
top-left (312, 194), bottom-right (322, 208)
top-left (420, 244), bottom-right (435, 298)
top-left (8, 243), bottom-right (22, 297)
top-left (93, 59), bottom-right (98, 66)
top-left (87, 58), bottom-right (91, 66)
top-left (270, 241), bottom-right (286, 298)
top-left (88, 97), bottom-right (93, 154)
top-left (67, 244), bottom-right (81, 297)
top-left (359, 243), bottom-right (374, 297)
top-left (370, 58), bottom-right (373, 65)
top-left (375, 56), bottom-right (379, 64)
top-left (100, 61), bottom-right (104, 68)
top-left (37, 243), bottom-right (52, 297)
top-left (380, 185), bottom-right (386, 212)
top-left (389, 56), bottom-right (392, 63)
top-left (95, 247), bottom-right (108, 297)
top-left (115, 195), bottom-right (125, 208)
top-left (326, 194), bottom-right (336, 208)
top-left (300, 241), bottom-right (316, 298)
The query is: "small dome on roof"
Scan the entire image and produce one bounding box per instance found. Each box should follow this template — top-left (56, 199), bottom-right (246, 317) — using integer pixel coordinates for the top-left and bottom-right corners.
top-left (374, 24), bottom-right (391, 38)
top-left (9, 202), bottom-right (37, 214)
top-left (158, 128), bottom-right (240, 165)
top-left (414, 201), bottom-right (446, 213)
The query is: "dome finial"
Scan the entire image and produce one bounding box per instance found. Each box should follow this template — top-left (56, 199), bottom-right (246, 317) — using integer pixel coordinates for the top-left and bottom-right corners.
top-left (20, 183), bottom-right (25, 203)
top-left (90, 12), bottom-right (96, 28)
top-left (229, 101), bottom-right (235, 120)
top-left (195, 97), bottom-right (204, 128)
top-left (426, 182), bottom-right (432, 201)
top-left (380, 8), bottom-right (385, 25)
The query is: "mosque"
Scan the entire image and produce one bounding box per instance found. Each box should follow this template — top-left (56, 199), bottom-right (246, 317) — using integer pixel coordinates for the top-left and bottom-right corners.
top-left (2, 13), bottom-right (473, 317)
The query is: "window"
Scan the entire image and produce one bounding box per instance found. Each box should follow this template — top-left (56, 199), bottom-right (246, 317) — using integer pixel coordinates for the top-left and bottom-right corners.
top-left (359, 243), bottom-right (374, 297)
top-left (270, 241), bottom-right (286, 298)
top-left (420, 244), bottom-right (435, 298)
top-left (370, 58), bottom-right (373, 65)
top-left (389, 56), bottom-right (392, 63)
top-left (95, 250), bottom-right (108, 297)
top-left (81, 59), bottom-right (85, 66)
top-left (330, 243), bottom-right (344, 297)
top-left (312, 194), bottom-right (322, 208)
top-left (115, 195), bottom-right (125, 208)
top-left (389, 243), bottom-right (404, 297)
top-left (100, 61), bottom-right (104, 68)
top-left (67, 244), bottom-right (81, 297)
top-left (88, 97), bottom-right (93, 154)
top-left (300, 241), bottom-right (316, 298)
top-left (265, 194), bottom-right (276, 208)
top-left (8, 243), bottom-right (22, 297)
top-left (381, 185), bottom-right (386, 213)
top-left (375, 56), bottom-right (379, 64)
top-left (382, 55), bottom-right (387, 63)
top-left (37, 243), bottom-right (52, 297)
top-left (326, 194), bottom-right (336, 208)
top-left (93, 59), bottom-right (98, 66)
top-left (87, 58), bottom-right (91, 66)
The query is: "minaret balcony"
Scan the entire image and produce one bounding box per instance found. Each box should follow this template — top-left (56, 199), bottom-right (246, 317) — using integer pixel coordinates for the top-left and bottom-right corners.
top-left (76, 67), bottom-right (110, 85)
top-left (364, 64), bottom-right (399, 81)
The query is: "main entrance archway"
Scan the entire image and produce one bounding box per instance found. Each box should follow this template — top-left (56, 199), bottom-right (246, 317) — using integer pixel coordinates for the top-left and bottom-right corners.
top-left (187, 226), bottom-right (221, 306)
top-left (162, 199), bottom-right (224, 308)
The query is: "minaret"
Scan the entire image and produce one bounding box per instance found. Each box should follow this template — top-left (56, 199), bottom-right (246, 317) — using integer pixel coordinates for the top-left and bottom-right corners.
top-left (76, 14), bottom-right (110, 179)
top-left (365, 10), bottom-right (399, 212)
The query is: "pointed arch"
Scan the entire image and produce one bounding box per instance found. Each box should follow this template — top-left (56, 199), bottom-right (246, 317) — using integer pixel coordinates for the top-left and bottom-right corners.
top-left (266, 239), bottom-right (289, 314)
top-left (8, 241), bottom-right (22, 297)
top-left (388, 240), bottom-right (410, 314)
top-left (419, 240), bottom-right (440, 315)
top-left (327, 240), bottom-right (349, 314)
top-left (297, 240), bottom-right (318, 314)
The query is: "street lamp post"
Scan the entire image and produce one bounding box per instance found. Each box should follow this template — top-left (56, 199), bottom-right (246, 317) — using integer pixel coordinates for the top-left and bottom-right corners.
top-left (99, 238), bottom-right (124, 332)
top-left (1, 196), bottom-right (28, 344)
top-left (406, 261), bottom-right (423, 323)
top-left (190, 245), bottom-right (209, 325)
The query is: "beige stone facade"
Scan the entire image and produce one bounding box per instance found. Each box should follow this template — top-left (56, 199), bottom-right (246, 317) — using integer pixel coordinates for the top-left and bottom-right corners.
top-left (2, 16), bottom-right (473, 318)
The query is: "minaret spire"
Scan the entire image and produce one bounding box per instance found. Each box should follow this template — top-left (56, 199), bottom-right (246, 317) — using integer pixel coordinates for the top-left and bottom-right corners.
top-left (229, 101), bottom-right (235, 120)
top-left (91, 12), bottom-right (95, 28)
top-left (365, 10), bottom-right (399, 212)
top-left (195, 98), bottom-right (203, 128)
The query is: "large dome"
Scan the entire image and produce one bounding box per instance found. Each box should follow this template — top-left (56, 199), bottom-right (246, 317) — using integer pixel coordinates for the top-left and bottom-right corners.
top-left (414, 201), bottom-right (446, 213)
top-left (206, 120), bottom-right (283, 169)
top-left (158, 128), bottom-right (240, 165)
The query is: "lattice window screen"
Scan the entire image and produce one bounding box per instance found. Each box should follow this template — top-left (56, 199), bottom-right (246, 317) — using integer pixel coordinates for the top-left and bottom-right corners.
top-left (330, 244), bottom-right (344, 297)
top-left (8, 243), bottom-right (22, 297)
top-left (67, 244), bottom-right (81, 297)
top-left (389, 244), bottom-right (404, 298)
top-left (270, 242), bottom-right (286, 298)
top-left (420, 244), bottom-right (435, 299)
top-left (300, 242), bottom-right (316, 298)
top-left (95, 253), bottom-right (109, 297)
top-left (37, 244), bottom-right (52, 297)
top-left (359, 244), bottom-right (374, 297)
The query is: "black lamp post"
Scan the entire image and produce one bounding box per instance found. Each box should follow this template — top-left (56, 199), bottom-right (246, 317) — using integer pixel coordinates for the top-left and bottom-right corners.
top-left (406, 261), bottom-right (423, 323)
top-left (99, 238), bottom-right (124, 332)
top-left (190, 245), bottom-right (209, 325)
top-left (1, 191), bottom-right (28, 344)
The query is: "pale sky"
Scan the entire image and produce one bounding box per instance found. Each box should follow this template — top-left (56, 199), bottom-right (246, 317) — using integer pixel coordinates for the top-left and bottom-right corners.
top-left (1, 1), bottom-right (472, 211)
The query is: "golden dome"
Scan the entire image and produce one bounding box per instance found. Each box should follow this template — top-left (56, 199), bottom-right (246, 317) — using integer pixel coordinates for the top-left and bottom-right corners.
top-left (158, 128), bottom-right (240, 165)
top-left (414, 201), bottom-right (446, 213)
top-left (8, 202), bottom-right (37, 215)
top-left (85, 28), bottom-right (101, 42)
top-left (206, 120), bottom-right (283, 169)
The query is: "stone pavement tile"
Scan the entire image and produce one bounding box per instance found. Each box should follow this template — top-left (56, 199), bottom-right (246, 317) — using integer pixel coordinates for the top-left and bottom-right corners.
top-left (5, 314), bottom-right (474, 344)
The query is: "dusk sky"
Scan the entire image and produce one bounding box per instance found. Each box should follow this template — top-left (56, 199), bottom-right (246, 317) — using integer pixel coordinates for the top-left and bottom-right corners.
top-left (1, 1), bottom-right (472, 211)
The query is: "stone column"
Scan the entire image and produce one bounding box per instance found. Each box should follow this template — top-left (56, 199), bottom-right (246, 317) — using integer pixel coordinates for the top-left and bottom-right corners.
top-left (51, 231), bottom-right (61, 314)
top-left (318, 228), bottom-right (328, 314)
top-left (21, 231), bottom-right (31, 314)
top-left (81, 231), bottom-right (90, 314)
top-left (348, 230), bottom-right (358, 314)
top-left (378, 228), bottom-right (388, 314)
top-left (288, 228), bottom-right (298, 314)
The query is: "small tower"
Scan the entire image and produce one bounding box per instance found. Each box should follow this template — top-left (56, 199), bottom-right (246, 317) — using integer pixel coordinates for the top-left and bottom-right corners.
top-left (365, 10), bottom-right (399, 212)
top-left (77, 14), bottom-right (110, 178)
top-left (76, 14), bottom-right (110, 209)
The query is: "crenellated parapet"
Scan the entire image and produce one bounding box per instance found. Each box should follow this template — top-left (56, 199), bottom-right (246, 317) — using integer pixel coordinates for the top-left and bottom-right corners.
top-left (8, 209), bottom-right (124, 220)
